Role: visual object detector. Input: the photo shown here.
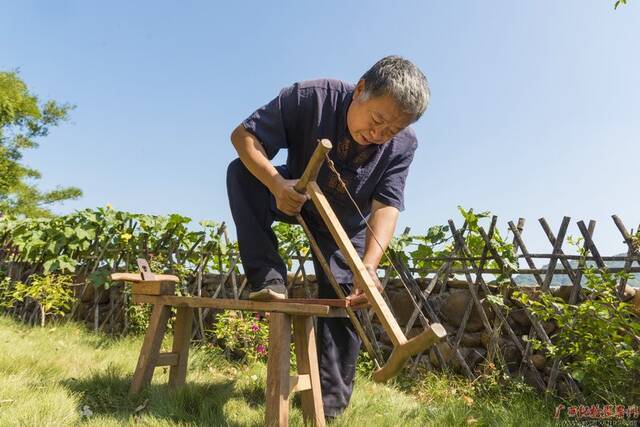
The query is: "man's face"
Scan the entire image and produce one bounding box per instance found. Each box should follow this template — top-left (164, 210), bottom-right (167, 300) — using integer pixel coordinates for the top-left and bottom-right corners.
top-left (346, 80), bottom-right (414, 146)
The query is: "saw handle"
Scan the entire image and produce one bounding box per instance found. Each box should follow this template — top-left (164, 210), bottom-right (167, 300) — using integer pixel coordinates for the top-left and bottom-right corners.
top-left (294, 139), bottom-right (332, 193)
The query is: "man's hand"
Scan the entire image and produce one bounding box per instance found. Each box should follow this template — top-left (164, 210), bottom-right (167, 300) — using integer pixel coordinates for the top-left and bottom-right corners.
top-left (231, 126), bottom-right (309, 216)
top-left (271, 176), bottom-right (309, 216)
top-left (346, 264), bottom-right (383, 308)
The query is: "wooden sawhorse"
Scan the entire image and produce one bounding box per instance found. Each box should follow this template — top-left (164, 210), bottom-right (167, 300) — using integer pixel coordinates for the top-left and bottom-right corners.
top-left (112, 267), bottom-right (350, 427)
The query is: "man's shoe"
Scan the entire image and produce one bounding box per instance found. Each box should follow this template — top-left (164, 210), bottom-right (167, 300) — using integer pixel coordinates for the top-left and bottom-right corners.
top-left (249, 280), bottom-right (287, 301)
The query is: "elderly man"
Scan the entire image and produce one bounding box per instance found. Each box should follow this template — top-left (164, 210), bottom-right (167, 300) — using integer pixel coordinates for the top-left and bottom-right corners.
top-left (226, 55), bottom-right (430, 418)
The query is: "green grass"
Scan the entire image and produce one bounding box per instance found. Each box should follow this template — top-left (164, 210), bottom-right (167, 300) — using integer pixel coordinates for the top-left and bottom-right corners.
top-left (0, 315), bottom-right (558, 426)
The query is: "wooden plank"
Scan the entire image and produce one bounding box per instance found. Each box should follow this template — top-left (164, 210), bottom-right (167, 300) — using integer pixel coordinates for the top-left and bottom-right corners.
top-left (131, 294), bottom-right (331, 317)
top-left (289, 374), bottom-right (311, 393)
top-left (279, 298), bottom-right (369, 308)
top-left (307, 182), bottom-right (406, 347)
top-left (265, 313), bottom-right (291, 427)
top-left (110, 272), bottom-right (180, 283)
top-left (169, 307), bottom-right (193, 388)
top-left (131, 281), bottom-right (176, 296)
top-left (279, 298), bottom-right (348, 307)
top-left (292, 316), bottom-right (325, 426)
top-left (129, 304), bottom-right (171, 394)
top-left (156, 352), bottom-right (179, 366)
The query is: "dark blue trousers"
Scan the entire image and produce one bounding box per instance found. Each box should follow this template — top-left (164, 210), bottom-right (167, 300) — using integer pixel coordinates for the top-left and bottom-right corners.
top-left (226, 158), bottom-right (362, 416)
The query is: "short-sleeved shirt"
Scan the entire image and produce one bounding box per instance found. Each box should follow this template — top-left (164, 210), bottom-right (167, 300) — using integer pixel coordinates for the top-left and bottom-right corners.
top-left (242, 79), bottom-right (418, 282)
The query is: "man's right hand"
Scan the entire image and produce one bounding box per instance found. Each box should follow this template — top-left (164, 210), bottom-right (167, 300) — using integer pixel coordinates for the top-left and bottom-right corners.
top-left (271, 176), bottom-right (309, 216)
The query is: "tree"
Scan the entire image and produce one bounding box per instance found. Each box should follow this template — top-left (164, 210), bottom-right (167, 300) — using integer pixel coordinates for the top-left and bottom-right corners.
top-left (0, 71), bottom-right (82, 217)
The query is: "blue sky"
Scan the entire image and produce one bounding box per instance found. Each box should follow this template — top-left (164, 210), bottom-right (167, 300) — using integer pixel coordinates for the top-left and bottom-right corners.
top-left (1, 1), bottom-right (639, 256)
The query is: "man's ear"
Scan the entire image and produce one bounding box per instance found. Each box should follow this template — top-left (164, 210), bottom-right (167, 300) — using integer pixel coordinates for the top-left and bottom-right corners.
top-left (354, 79), bottom-right (366, 100)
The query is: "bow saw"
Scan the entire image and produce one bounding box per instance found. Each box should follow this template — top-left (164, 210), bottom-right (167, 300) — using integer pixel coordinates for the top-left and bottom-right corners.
top-left (291, 139), bottom-right (446, 382)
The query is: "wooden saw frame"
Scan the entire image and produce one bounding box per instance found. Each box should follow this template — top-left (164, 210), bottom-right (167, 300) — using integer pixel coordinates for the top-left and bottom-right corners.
top-left (292, 139), bottom-right (446, 382)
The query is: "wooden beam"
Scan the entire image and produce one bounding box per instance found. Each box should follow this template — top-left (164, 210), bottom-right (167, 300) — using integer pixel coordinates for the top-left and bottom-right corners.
top-left (266, 313), bottom-right (291, 426)
top-left (292, 316), bottom-right (325, 426)
top-left (156, 352), bottom-right (179, 367)
top-left (131, 294), bottom-right (332, 317)
top-left (307, 182), bottom-right (406, 347)
top-left (130, 304), bottom-right (171, 394)
top-left (278, 298), bottom-right (369, 308)
top-left (169, 307), bottom-right (193, 387)
top-left (289, 374), bottom-right (311, 394)
top-left (131, 281), bottom-right (176, 296)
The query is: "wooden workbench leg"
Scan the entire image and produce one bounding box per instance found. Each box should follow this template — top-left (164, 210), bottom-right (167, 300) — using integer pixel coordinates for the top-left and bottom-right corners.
top-left (130, 303), bottom-right (171, 394)
top-left (169, 307), bottom-right (193, 388)
top-left (266, 313), bottom-right (291, 427)
top-left (293, 316), bottom-right (325, 426)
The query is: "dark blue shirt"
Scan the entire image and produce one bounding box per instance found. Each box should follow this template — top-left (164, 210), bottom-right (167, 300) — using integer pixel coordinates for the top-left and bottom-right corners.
top-left (242, 79), bottom-right (417, 282)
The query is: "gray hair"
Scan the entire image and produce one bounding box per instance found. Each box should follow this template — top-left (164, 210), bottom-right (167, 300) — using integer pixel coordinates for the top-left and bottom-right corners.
top-left (359, 55), bottom-right (430, 122)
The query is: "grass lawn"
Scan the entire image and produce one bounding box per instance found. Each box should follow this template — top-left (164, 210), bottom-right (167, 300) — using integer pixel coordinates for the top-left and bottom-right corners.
top-left (0, 315), bottom-right (559, 426)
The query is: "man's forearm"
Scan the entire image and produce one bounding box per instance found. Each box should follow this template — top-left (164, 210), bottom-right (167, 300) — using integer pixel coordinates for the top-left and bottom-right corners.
top-left (230, 124), bottom-right (284, 194)
top-left (362, 200), bottom-right (399, 269)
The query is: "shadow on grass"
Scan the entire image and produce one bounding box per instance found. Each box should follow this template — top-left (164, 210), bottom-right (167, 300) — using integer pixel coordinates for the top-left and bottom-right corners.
top-left (61, 365), bottom-right (264, 426)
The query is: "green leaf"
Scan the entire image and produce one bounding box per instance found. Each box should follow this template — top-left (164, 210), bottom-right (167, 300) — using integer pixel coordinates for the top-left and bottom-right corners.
top-left (76, 228), bottom-right (90, 240)
top-left (43, 259), bottom-right (58, 273)
top-left (89, 270), bottom-right (110, 287)
top-left (571, 369), bottom-right (585, 381)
